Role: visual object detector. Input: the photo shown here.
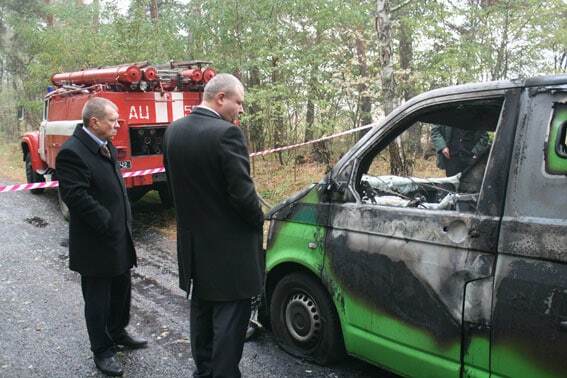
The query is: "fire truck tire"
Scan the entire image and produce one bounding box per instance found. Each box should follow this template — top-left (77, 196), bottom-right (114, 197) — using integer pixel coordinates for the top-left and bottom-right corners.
top-left (25, 153), bottom-right (45, 194)
top-left (127, 187), bottom-right (148, 203)
top-left (57, 189), bottom-right (70, 221)
top-left (157, 183), bottom-right (174, 209)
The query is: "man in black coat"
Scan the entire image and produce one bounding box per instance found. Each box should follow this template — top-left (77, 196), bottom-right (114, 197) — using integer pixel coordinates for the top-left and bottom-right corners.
top-left (56, 97), bottom-right (147, 377)
top-left (163, 74), bottom-right (264, 377)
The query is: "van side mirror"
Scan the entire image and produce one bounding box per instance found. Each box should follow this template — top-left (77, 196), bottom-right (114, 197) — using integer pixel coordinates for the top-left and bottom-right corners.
top-left (322, 178), bottom-right (352, 203)
top-left (324, 177), bottom-right (346, 194)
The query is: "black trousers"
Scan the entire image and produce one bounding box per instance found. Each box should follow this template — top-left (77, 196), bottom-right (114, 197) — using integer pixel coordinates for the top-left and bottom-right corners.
top-left (80, 270), bottom-right (131, 357)
top-left (190, 297), bottom-right (251, 378)
top-left (444, 154), bottom-right (474, 176)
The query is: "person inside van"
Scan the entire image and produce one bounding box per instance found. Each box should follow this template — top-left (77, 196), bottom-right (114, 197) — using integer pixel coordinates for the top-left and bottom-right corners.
top-left (431, 124), bottom-right (490, 176)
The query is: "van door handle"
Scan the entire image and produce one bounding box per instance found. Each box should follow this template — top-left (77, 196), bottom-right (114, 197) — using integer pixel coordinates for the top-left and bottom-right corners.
top-left (560, 321), bottom-right (567, 331)
top-left (308, 242), bottom-right (318, 250)
top-left (469, 228), bottom-right (480, 238)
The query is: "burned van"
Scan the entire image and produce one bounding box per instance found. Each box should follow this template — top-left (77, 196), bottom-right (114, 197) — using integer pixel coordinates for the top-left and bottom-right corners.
top-left (263, 75), bottom-right (567, 377)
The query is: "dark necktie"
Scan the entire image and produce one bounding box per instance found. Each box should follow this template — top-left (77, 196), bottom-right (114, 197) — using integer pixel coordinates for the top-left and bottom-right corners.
top-left (100, 144), bottom-right (111, 160)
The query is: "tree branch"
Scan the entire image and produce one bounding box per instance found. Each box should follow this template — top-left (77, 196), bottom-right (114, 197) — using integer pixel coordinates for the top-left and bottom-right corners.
top-left (392, 0), bottom-right (413, 14)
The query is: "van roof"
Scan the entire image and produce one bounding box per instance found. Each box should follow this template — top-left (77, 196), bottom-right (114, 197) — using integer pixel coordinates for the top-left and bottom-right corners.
top-left (525, 74), bottom-right (567, 87)
top-left (403, 74), bottom-right (567, 112)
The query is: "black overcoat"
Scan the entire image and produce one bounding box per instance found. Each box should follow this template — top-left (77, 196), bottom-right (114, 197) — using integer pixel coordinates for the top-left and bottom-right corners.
top-left (163, 107), bottom-right (264, 301)
top-left (56, 126), bottom-right (136, 277)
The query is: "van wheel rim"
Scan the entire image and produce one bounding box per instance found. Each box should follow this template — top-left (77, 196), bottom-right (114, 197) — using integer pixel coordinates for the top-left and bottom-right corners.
top-left (284, 292), bottom-right (321, 344)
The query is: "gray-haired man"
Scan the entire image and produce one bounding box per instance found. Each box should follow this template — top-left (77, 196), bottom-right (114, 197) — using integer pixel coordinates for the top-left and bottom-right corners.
top-left (57, 97), bottom-right (147, 376)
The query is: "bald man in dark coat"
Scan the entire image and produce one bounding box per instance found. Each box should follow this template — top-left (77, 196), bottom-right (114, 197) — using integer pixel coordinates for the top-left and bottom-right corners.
top-left (163, 74), bottom-right (264, 377)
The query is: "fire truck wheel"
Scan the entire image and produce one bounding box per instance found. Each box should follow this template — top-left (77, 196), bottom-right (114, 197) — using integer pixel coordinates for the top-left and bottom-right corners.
top-left (25, 153), bottom-right (44, 194)
top-left (157, 184), bottom-right (174, 209)
top-left (126, 187), bottom-right (148, 203)
top-left (57, 189), bottom-right (70, 221)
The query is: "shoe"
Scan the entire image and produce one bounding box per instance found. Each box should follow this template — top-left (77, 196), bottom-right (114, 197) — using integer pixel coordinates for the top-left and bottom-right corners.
top-left (94, 354), bottom-right (123, 377)
top-left (113, 332), bottom-right (148, 349)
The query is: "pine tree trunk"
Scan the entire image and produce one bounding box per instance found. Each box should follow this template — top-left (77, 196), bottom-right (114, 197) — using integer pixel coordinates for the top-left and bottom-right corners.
top-left (92, 0), bottom-right (100, 31)
top-left (44, 0), bottom-right (53, 27)
top-left (399, 17), bottom-right (420, 167)
top-left (150, 0), bottom-right (159, 21)
top-left (376, 0), bottom-right (401, 175)
top-left (355, 34), bottom-right (372, 139)
top-left (305, 98), bottom-right (314, 142)
top-left (271, 57), bottom-right (284, 165)
top-left (248, 66), bottom-right (264, 152)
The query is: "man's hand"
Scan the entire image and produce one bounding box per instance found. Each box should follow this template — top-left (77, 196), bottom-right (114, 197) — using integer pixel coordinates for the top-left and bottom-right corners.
top-left (441, 147), bottom-right (451, 159)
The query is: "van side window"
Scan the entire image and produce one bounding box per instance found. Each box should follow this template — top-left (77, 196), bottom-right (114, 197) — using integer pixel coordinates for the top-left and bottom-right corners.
top-left (356, 98), bottom-right (504, 212)
top-left (545, 104), bottom-right (567, 174)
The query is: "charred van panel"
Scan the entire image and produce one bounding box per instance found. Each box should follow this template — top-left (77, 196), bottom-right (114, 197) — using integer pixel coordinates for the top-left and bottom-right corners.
top-left (329, 204), bottom-right (499, 253)
top-left (476, 89), bottom-right (521, 217)
top-left (325, 228), bottom-right (495, 343)
top-left (325, 204), bottom-right (495, 344)
top-left (492, 255), bottom-right (567, 377)
top-left (504, 92), bottom-right (567, 222)
top-left (461, 277), bottom-right (494, 375)
top-left (326, 230), bottom-right (460, 342)
top-left (500, 217), bottom-right (567, 263)
top-left (493, 88), bottom-right (567, 376)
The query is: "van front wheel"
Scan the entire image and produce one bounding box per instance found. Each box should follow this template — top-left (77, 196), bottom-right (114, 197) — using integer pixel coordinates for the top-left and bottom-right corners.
top-left (270, 272), bottom-right (344, 365)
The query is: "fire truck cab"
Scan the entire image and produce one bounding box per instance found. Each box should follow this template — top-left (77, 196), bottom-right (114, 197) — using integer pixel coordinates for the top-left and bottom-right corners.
top-left (21, 61), bottom-right (215, 213)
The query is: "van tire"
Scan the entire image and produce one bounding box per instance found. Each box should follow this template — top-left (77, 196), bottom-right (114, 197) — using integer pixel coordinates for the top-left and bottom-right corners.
top-left (25, 153), bottom-right (44, 194)
top-left (270, 272), bottom-right (345, 365)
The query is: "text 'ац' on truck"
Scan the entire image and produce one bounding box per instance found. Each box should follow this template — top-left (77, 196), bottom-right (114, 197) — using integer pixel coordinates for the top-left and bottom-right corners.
top-left (21, 60), bottom-right (215, 217)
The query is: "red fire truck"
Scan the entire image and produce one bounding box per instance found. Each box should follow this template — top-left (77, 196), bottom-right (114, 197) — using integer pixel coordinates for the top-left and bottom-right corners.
top-left (21, 61), bottom-right (215, 213)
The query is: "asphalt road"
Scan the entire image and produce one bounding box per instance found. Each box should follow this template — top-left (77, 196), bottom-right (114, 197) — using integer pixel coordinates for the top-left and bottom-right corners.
top-left (0, 188), bottom-right (391, 377)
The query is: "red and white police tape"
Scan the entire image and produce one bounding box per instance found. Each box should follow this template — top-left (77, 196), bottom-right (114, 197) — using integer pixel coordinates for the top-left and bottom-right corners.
top-left (248, 124), bottom-right (373, 157)
top-left (0, 181), bottom-right (60, 193)
top-left (0, 123), bottom-right (374, 193)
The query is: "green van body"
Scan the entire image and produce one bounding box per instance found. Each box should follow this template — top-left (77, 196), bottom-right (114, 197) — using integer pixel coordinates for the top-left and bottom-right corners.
top-left (263, 75), bottom-right (567, 377)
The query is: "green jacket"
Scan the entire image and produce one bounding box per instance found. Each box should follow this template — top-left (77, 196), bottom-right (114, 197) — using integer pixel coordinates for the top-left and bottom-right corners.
top-left (430, 125), bottom-right (490, 169)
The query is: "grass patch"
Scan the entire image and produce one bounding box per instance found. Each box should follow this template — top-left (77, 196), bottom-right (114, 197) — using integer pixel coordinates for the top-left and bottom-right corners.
top-left (252, 157), bottom-right (328, 207)
top-left (0, 140), bottom-right (25, 183)
top-left (131, 190), bottom-right (177, 239)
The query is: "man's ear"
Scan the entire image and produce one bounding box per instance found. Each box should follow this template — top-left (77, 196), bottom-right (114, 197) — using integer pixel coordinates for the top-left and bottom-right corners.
top-left (215, 92), bottom-right (225, 106)
top-left (89, 117), bottom-right (99, 131)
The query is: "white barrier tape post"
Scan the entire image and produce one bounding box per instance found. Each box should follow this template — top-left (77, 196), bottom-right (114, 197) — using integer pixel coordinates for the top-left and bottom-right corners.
top-left (1, 124), bottom-right (374, 192)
